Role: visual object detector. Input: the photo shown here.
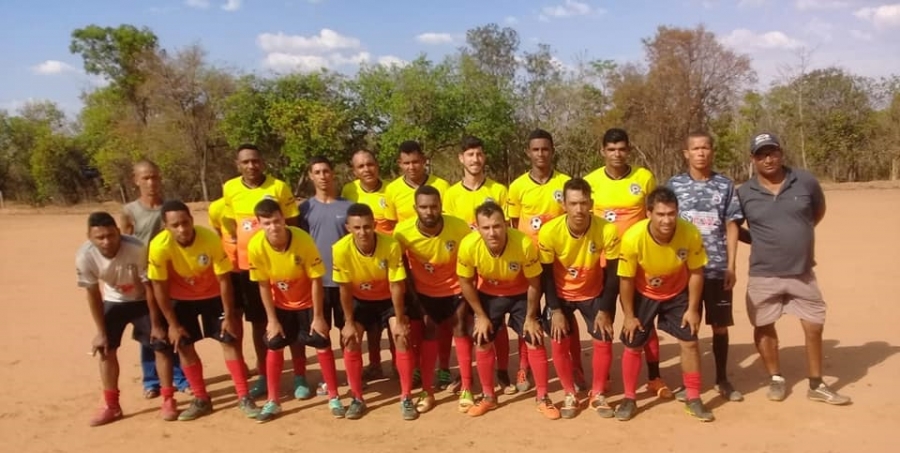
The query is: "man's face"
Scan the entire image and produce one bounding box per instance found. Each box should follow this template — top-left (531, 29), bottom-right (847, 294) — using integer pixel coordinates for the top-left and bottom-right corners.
top-left (752, 147), bottom-right (784, 178)
top-left (527, 138), bottom-right (554, 170)
top-left (163, 210), bottom-right (195, 245)
top-left (647, 201), bottom-right (678, 237)
top-left (236, 148), bottom-right (264, 181)
top-left (258, 211), bottom-right (287, 246)
top-left (459, 146), bottom-right (486, 176)
top-left (398, 151), bottom-right (426, 181)
top-left (88, 225), bottom-right (121, 258)
top-left (476, 211), bottom-right (507, 250)
top-left (351, 152), bottom-right (380, 186)
top-left (684, 137), bottom-right (713, 171)
top-left (563, 189), bottom-right (592, 228)
top-left (602, 141), bottom-right (630, 169)
top-left (308, 163), bottom-right (334, 193)
top-left (346, 215), bottom-right (375, 248)
top-left (133, 165), bottom-right (162, 197)
top-left (414, 193), bottom-right (442, 229)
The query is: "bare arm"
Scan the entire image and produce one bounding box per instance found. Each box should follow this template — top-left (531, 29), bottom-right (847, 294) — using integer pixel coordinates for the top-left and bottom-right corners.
top-left (389, 280), bottom-right (407, 320)
top-left (86, 285), bottom-right (105, 336)
top-left (460, 276), bottom-right (485, 318)
top-left (619, 276), bottom-right (636, 318)
top-left (339, 283), bottom-right (355, 326)
top-left (687, 268), bottom-right (704, 313)
top-left (119, 210), bottom-right (135, 236)
top-left (259, 280), bottom-right (278, 323)
top-left (218, 273), bottom-right (236, 318)
top-left (725, 221), bottom-right (739, 290)
top-left (525, 275), bottom-right (542, 319)
top-left (152, 279), bottom-right (178, 326)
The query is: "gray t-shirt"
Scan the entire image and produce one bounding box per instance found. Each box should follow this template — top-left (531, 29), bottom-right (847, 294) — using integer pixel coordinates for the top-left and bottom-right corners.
top-left (76, 235), bottom-right (149, 302)
top-left (122, 200), bottom-right (163, 245)
top-left (737, 167), bottom-right (825, 277)
top-left (667, 172), bottom-right (743, 279)
top-left (299, 197), bottom-right (353, 287)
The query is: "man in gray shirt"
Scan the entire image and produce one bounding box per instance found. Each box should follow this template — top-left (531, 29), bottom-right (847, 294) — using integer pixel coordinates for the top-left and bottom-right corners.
top-left (737, 133), bottom-right (850, 406)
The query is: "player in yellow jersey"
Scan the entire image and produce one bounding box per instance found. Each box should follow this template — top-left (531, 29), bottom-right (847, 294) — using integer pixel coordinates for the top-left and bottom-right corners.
top-left (342, 149), bottom-right (392, 233)
top-left (457, 201), bottom-right (560, 419)
top-left (537, 178), bottom-right (621, 419)
top-left (384, 140), bottom-right (450, 224)
top-left (615, 188), bottom-right (713, 422)
top-left (394, 186), bottom-right (473, 413)
top-left (584, 128), bottom-right (670, 399)
top-left (148, 200), bottom-right (260, 421)
top-left (222, 144), bottom-right (299, 399)
top-left (247, 199), bottom-right (346, 422)
top-left (444, 135), bottom-right (509, 227)
top-left (333, 203), bottom-right (417, 420)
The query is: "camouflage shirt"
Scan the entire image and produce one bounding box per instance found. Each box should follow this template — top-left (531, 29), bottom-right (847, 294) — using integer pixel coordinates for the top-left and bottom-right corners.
top-left (666, 173), bottom-right (743, 279)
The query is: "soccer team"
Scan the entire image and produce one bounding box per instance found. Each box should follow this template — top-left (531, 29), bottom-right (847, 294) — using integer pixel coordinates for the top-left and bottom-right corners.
top-left (76, 127), bottom-right (851, 427)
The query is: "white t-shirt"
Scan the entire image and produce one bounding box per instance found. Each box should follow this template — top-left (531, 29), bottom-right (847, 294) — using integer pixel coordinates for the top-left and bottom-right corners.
top-left (75, 235), bottom-right (149, 302)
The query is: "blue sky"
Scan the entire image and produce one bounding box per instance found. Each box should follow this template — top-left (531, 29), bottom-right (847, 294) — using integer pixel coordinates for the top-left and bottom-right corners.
top-left (2, 0), bottom-right (899, 116)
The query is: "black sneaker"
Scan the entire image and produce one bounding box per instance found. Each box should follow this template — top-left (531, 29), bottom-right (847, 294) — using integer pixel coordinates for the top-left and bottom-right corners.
top-left (615, 398), bottom-right (638, 421)
top-left (345, 398), bottom-right (366, 420)
top-left (807, 383), bottom-right (851, 405)
top-left (717, 381), bottom-right (744, 402)
top-left (400, 397), bottom-right (419, 421)
top-left (684, 398), bottom-right (715, 422)
top-left (767, 376), bottom-right (787, 402)
top-left (178, 398), bottom-right (213, 421)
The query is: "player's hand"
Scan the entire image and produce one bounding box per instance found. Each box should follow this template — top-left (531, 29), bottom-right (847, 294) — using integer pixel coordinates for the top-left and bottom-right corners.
top-left (221, 314), bottom-right (239, 340)
top-left (150, 324), bottom-right (168, 344)
top-left (392, 315), bottom-right (410, 340)
top-left (622, 316), bottom-right (643, 344)
top-left (549, 310), bottom-right (568, 343)
top-left (473, 316), bottom-right (493, 345)
top-left (310, 316), bottom-right (330, 339)
top-left (523, 317), bottom-right (545, 346)
top-left (266, 321), bottom-right (285, 341)
top-left (682, 309), bottom-right (701, 337)
top-left (91, 333), bottom-right (109, 357)
top-left (724, 268), bottom-right (737, 291)
top-left (341, 322), bottom-right (363, 348)
top-left (592, 311), bottom-right (615, 341)
top-left (168, 324), bottom-right (190, 348)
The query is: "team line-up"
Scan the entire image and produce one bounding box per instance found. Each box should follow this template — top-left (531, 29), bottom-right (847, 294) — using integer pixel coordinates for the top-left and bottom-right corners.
top-left (77, 128), bottom-right (850, 427)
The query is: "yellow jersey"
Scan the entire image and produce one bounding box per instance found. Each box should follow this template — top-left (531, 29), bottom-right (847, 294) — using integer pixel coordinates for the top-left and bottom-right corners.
top-left (208, 198), bottom-right (238, 268)
top-left (222, 175), bottom-right (298, 270)
top-left (507, 171), bottom-right (570, 243)
top-left (247, 227), bottom-right (325, 310)
top-left (332, 232), bottom-right (407, 301)
top-left (341, 179), bottom-right (392, 234)
top-left (583, 166), bottom-right (656, 237)
top-left (384, 174), bottom-right (450, 224)
top-left (443, 178), bottom-right (509, 228)
top-left (393, 215), bottom-right (471, 298)
top-left (148, 226), bottom-right (233, 301)
top-left (457, 228), bottom-right (542, 297)
top-left (538, 215), bottom-right (620, 302)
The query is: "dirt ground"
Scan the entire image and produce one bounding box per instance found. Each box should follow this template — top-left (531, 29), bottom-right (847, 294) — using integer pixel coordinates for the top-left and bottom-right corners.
top-left (1, 186), bottom-right (898, 453)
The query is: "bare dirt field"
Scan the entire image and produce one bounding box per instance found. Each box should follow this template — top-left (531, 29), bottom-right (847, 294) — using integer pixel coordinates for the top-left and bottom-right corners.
top-left (1, 186), bottom-right (898, 453)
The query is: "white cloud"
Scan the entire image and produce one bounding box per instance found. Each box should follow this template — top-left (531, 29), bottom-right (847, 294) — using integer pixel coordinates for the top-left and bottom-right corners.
top-left (222, 0), bottom-right (241, 11)
top-left (795, 0), bottom-right (850, 10)
top-left (850, 28), bottom-right (875, 40)
top-left (256, 29), bottom-right (376, 73)
top-left (257, 29), bottom-right (361, 53)
top-left (738, 0), bottom-right (767, 7)
top-left (263, 51), bottom-right (371, 72)
top-left (539, 0), bottom-right (595, 21)
top-left (377, 55), bottom-right (408, 67)
top-left (185, 0), bottom-right (211, 9)
top-left (504, 16), bottom-right (519, 24)
top-left (854, 3), bottom-right (900, 29)
top-left (31, 60), bottom-right (78, 75)
top-left (415, 32), bottom-right (455, 45)
top-left (720, 29), bottom-right (805, 50)
top-left (804, 17), bottom-right (834, 41)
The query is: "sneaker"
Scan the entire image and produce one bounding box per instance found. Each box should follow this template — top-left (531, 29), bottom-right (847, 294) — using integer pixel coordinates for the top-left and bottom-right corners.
top-left (560, 393), bottom-right (578, 419)
top-left (448, 374), bottom-right (462, 394)
top-left (807, 383), bottom-right (851, 405)
top-left (316, 381), bottom-right (328, 397)
top-left (467, 395), bottom-right (498, 417)
top-left (457, 389), bottom-right (475, 413)
top-left (328, 397), bottom-right (346, 418)
top-left (574, 369), bottom-right (588, 394)
top-left (362, 363), bottom-right (384, 381)
top-left (684, 398), bottom-right (715, 422)
top-left (401, 397), bottom-right (419, 420)
top-left (435, 369), bottom-right (453, 390)
top-left (589, 392), bottom-right (614, 418)
top-left (160, 397), bottom-right (179, 421)
top-left (345, 398), bottom-right (367, 420)
top-left (615, 398), bottom-right (638, 421)
top-left (646, 378), bottom-right (674, 399)
top-left (294, 376), bottom-right (312, 400)
top-left (674, 386), bottom-right (687, 403)
top-left (767, 375), bottom-right (787, 402)
top-left (255, 400), bottom-right (281, 424)
top-left (717, 381), bottom-right (744, 402)
top-left (498, 370), bottom-right (517, 395)
top-left (144, 388), bottom-right (160, 399)
top-left (515, 369), bottom-right (531, 393)
top-left (249, 378), bottom-right (267, 399)
top-left (178, 398), bottom-right (213, 421)
top-left (416, 391), bottom-right (436, 413)
top-left (536, 396), bottom-right (561, 420)
top-left (238, 396), bottom-right (261, 418)
top-left (89, 406), bottom-right (123, 427)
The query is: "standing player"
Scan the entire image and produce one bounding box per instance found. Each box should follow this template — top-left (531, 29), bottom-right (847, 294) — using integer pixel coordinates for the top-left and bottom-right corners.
top-left (537, 179), bottom-right (621, 419)
top-left (506, 129), bottom-right (571, 394)
top-left (615, 187), bottom-right (713, 422)
top-left (584, 128), bottom-right (670, 399)
top-left (667, 132), bottom-right (744, 402)
top-left (333, 203), bottom-right (417, 420)
top-left (384, 140), bottom-right (450, 225)
top-left (457, 201), bottom-right (559, 419)
top-left (222, 144), bottom-right (299, 399)
top-left (737, 133), bottom-right (850, 405)
top-left (149, 200), bottom-right (260, 421)
top-left (78, 212), bottom-right (177, 426)
top-left (248, 199), bottom-right (345, 422)
top-left (394, 186), bottom-right (474, 412)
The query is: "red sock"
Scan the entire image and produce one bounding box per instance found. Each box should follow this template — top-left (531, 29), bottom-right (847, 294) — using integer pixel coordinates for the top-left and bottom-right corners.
top-left (592, 340), bottom-right (613, 395)
top-left (226, 359), bottom-right (250, 398)
top-left (160, 386), bottom-right (175, 400)
top-left (684, 371), bottom-right (702, 400)
top-left (292, 347), bottom-right (306, 376)
top-left (645, 329), bottom-right (660, 362)
top-left (551, 336), bottom-right (575, 394)
top-left (396, 350), bottom-right (415, 398)
top-left (527, 346), bottom-right (550, 399)
top-left (438, 324), bottom-right (453, 369)
top-left (103, 389), bottom-right (120, 409)
top-left (518, 337), bottom-right (530, 371)
top-left (420, 339), bottom-right (438, 394)
top-left (265, 350), bottom-right (284, 402)
top-left (316, 348), bottom-right (340, 398)
top-left (495, 326), bottom-right (509, 371)
top-left (344, 349), bottom-right (364, 400)
top-left (569, 325), bottom-right (584, 377)
top-left (622, 348), bottom-right (642, 399)
top-left (410, 320), bottom-right (424, 368)
top-left (454, 336), bottom-right (473, 390)
top-left (475, 347), bottom-right (496, 397)
top-left (182, 362), bottom-right (209, 400)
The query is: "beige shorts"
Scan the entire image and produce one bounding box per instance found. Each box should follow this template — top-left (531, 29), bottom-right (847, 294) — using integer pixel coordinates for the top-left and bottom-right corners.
top-left (745, 272), bottom-right (826, 326)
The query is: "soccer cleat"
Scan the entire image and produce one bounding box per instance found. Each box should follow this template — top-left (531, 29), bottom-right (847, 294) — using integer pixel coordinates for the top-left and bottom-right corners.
top-left (807, 383), bottom-right (851, 405)
top-left (401, 397), bottom-right (419, 421)
top-left (255, 400), bottom-right (281, 424)
top-left (416, 391), bottom-right (436, 414)
top-left (560, 393), bottom-right (578, 419)
top-left (717, 381), bottom-right (744, 402)
top-left (646, 378), bottom-right (674, 399)
top-left (536, 396), bottom-right (561, 420)
top-left (345, 398), bottom-right (367, 420)
top-left (248, 378), bottom-right (267, 399)
top-left (238, 396), bottom-right (261, 418)
top-left (615, 398), bottom-right (638, 421)
top-left (467, 395), bottom-right (498, 417)
top-left (89, 406), bottom-right (123, 427)
top-left (674, 386), bottom-right (687, 402)
top-left (178, 398), bottom-right (213, 421)
top-left (684, 398), bottom-right (715, 422)
top-left (435, 369), bottom-right (453, 391)
top-left (160, 397), bottom-right (179, 421)
top-left (329, 397), bottom-right (346, 418)
top-left (457, 389), bottom-right (475, 413)
top-left (767, 376), bottom-right (787, 402)
top-left (515, 369), bottom-right (531, 393)
top-left (589, 393), bottom-right (615, 419)
top-left (294, 376), bottom-right (312, 400)
top-left (498, 370), bottom-right (517, 395)
top-left (362, 363), bottom-right (385, 381)
top-left (316, 381), bottom-right (328, 397)
top-left (448, 374), bottom-right (462, 394)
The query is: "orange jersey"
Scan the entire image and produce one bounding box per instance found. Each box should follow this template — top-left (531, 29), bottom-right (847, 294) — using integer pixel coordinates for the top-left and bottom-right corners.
top-left (148, 226), bottom-right (233, 301)
top-left (332, 232), bottom-right (407, 301)
top-left (538, 215), bottom-right (620, 302)
top-left (247, 227), bottom-right (325, 310)
top-left (341, 179), bottom-right (393, 234)
top-left (384, 175), bottom-right (450, 224)
top-left (443, 178), bottom-right (509, 228)
top-left (457, 228), bottom-right (541, 297)
top-left (393, 215), bottom-right (471, 298)
top-left (222, 175), bottom-right (298, 270)
top-left (208, 198), bottom-right (237, 268)
top-left (617, 219), bottom-right (707, 300)
top-left (507, 171), bottom-right (570, 243)
top-left (584, 166), bottom-right (656, 236)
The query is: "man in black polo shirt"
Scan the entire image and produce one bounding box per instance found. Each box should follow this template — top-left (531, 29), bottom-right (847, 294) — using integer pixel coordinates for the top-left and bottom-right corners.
top-left (737, 133), bottom-right (850, 406)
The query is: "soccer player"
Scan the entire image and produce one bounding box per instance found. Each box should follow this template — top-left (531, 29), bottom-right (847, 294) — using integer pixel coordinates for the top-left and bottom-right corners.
top-left (248, 199), bottom-right (345, 422)
top-left (78, 212), bottom-right (177, 426)
top-left (394, 186), bottom-right (474, 412)
top-left (384, 140), bottom-right (450, 225)
top-left (737, 133), bottom-right (850, 405)
top-left (506, 129), bottom-right (571, 394)
top-left (615, 187), bottom-right (713, 422)
top-left (537, 178), bottom-right (621, 419)
top-left (149, 200), bottom-right (260, 421)
top-left (333, 203), bottom-right (417, 420)
top-left (222, 144), bottom-right (299, 399)
top-left (119, 160), bottom-right (189, 398)
top-left (584, 128), bottom-right (670, 399)
top-left (667, 131), bottom-right (744, 402)
top-left (457, 201), bottom-right (559, 419)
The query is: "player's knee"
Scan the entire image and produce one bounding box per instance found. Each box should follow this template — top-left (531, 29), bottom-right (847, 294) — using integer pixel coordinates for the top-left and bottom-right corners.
top-left (307, 332), bottom-right (331, 350)
top-left (679, 339), bottom-right (699, 352)
top-left (712, 326), bottom-right (729, 335)
top-left (265, 335), bottom-right (290, 351)
top-left (801, 320), bottom-right (824, 337)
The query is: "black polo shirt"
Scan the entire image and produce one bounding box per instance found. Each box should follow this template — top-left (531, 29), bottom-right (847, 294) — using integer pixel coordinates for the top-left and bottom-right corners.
top-left (737, 167), bottom-right (825, 277)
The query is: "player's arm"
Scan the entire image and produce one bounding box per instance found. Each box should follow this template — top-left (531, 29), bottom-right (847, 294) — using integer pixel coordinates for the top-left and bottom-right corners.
top-left (459, 275), bottom-right (490, 345)
top-left (309, 277), bottom-right (329, 338)
top-left (523, 274), bottom-right (545, 345)
top-left (118, 209), bottom-right (135, 236)
top-left (810, 178), bottom-right (826, 226)
top-left (724, 220), bottom-right (739, 290)
top-left (150, 278), bottom-right (189, 347)
top-left (537, 235), bottom-right (566, 341)
top-left (85, 285), bottom-right (108, 356)
top-left (258, 280), bottom-right (282, 340)
top-left (684, 268), bottom-right (704, 336)
top-left (144, 279), bottom-right (167, 344)
top-left (617, 236), bottom-right (642, 343)
top-left (388, 242), bottom-right (410, 336)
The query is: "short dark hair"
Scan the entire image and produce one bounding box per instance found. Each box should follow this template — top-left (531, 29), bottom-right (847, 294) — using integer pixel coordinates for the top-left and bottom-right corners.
top-left (415, 185), bottom-right (441, 203)
top-left (161, 200), bottom-right (192, 221)
top-left (254, 198), bottom-right (282, 218)
top-left (346, 203), bottom-right (374, 220)
top-left (308, 155), bottom-right (333, 172)
top-left (398, 140), bottom-right (423, 156)
top-left (646, 187), bottom-right (679, 211)
top-left (88, 211), bottom-right (117, 229)
top-left (602, 128), bottom-right (630, 146)
top-left (685, 131), bottom-right (714, 148)
top-left (527, 129), bottom-right (554, 146)
top-left (474, 201), bottom-right (505, 222)
top-left (563, 178), bottom-right (592, 200)
top-left (460, 135), bottom-right (484, 152)
top-left (352, 149), bottom-right (377, 162)
top-left (236, 143), bottom-right (260, 157)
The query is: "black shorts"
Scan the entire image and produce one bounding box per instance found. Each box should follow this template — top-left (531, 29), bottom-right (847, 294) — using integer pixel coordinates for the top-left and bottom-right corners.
top-left (324, 286), bottom-right (345, 329)
top-left (266, 307), bottom-right (331, 350)
top-left (173, 297), bottom-right (230, 346)
top-left (104, 301), bottom-right (152, 349)
top-left (418, 293), bottom-right (463, 324)
top-left (478, 292), bottom-right (528, 345)
top-left (234, 271), bottom-right (266, 323)
top-left (353, 298), bottom-right (421, 329)
top-left (541, 296), bottom-right (615, 341)
top-left (702, 278), bottom-right (734, 327)
top-left (620, 291), bottom-right (697, 348)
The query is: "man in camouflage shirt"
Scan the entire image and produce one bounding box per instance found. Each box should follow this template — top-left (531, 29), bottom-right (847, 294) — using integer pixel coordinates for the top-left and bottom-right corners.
top-left (667, 131), bottom-right (743, 402)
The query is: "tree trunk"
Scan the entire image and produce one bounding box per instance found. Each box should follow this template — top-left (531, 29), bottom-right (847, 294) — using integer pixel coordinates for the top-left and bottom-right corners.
top-left (200, 146), bottom-right (209, 202)
top-left (892, 157), bottom-right (899, 181)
